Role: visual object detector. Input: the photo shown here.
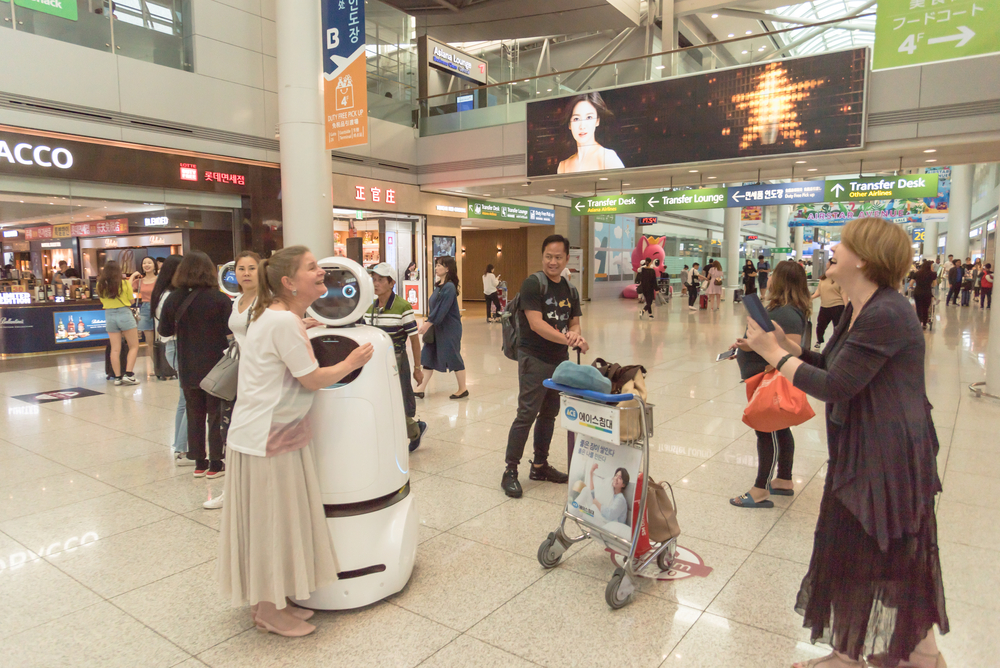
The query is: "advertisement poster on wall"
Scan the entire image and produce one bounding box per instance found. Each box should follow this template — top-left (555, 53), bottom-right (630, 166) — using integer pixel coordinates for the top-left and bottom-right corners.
top-left (526, 49), bottom-right (867, 177)
top-left (322, 0), bottom-right (368, 149)
top-left (54, 311), bottom-right (108, 345)
top-left (593, 215), bottom-right (633, 282)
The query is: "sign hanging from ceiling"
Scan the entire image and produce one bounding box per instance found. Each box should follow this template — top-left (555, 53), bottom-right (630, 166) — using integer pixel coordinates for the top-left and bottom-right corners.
top-left (874, 0), bottom-right (998, 70)
top-left (425, 37), bottom-right (488, 86)
top-left (322, 0), bottom-right (368, 149)
top-left (727, 181), bottom-right (825, 207)
top-left (824, 175), bottom-right (939, 202)
top-left (466, 199), bottom-right (555, 224)
top-left (571, 188), bottom-right (727, 216)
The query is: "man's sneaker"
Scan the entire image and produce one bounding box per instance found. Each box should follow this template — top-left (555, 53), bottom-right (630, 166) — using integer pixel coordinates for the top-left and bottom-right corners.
top-left (114, 376), bottom-right (124, 386)
top-left (174, 452), bottom-right (195, 466)
top-left (529, 460), bottom-right (569, 483)
top-left (203, 493), bottom-right (224, 510)
top-left (408, 421), bottom-right (427, 452)
top-left (206, 462), bottom-right (225, 479)
top-left (501, 467), bottom-right (522, 498)
top-left (814, 342), bottom-right (821, 349)
top-left (120, 373), bottom-right (139, 386)
top-left (193, 460), bottom-right (210, 477)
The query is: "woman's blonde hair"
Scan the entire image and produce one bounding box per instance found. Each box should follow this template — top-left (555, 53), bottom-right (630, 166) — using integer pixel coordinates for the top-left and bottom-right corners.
top-left (767, 260), bottom-right (812, 319)
top-left (250, 246), bottom-right (310, 322)
top-left (840, 217), bottom-right (912, 288)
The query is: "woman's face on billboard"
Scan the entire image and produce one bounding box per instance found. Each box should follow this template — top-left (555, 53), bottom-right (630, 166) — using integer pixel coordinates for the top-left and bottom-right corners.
top-left (569, 100), bottom-right (599, 147)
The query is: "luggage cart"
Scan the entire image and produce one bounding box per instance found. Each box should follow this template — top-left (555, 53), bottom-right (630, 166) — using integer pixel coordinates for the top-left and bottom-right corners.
top-left (496, 280), bottom-right (508, 311)
top-left (536, 380), bottom-right (676, 610)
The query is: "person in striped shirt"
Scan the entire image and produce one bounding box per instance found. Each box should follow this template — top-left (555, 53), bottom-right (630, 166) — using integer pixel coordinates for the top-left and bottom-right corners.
top-left (364, 263), bottom-right (427, 452)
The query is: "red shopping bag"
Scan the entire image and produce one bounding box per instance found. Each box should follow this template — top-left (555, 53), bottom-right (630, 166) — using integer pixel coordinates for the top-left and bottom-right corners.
top-left (742, 370), bottom-right (815, 432)
top-left (630, 473), bottom-right (652, 557)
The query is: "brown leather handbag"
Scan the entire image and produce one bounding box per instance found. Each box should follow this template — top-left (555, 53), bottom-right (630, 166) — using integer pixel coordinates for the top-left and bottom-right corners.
top-left (645, 478), bottom-right (681, 543)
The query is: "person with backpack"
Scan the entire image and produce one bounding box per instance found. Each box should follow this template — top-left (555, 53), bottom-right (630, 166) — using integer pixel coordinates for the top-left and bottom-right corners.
top-left (945, 259), bottom-right (963, 306)
top-left (981, 263), bottom-right (993, 309)
top-left (501, 235), bottom-right (587, 498)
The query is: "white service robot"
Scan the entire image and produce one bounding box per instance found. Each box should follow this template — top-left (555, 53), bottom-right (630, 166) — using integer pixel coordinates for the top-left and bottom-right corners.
top-left (296, 256), bottom-right (418, 610)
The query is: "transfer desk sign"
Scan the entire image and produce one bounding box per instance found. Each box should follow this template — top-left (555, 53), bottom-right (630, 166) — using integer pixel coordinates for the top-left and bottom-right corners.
top-left (323, 0), bottom-right (367, 149)
top-left (874, 0), bottom-right (999, 70)
top-left (824, 175), bottom-right (938, 202)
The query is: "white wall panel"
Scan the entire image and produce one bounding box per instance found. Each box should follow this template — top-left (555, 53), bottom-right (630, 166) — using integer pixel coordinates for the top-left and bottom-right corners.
top-left (868, 67), bottom-right (921, 114)
top-left (260, 0), bottom-right (276, 21)
top-left (194, 36), bottom-right (265, 89)
top-left (919, 54), bottom-right (1000, 107)
top-left (264, 91), bottom-right (278, 141)
top-left (261, 19), bottom-right (277, 57)
top-left (0, 109), bottom-right (124, 143)
top-left (418, 125), bottom-right (506, 164)
top-left (0, 30), bottom-right (120, 110)
top-left (211, 0), bottom-right (261, 15)
top-left (118, 58), bottom-right (267, 136)
top-left (191, 0), bottom-right (262, 52)
top-left (263, 55), bottom-right (278, 92)
top-left (368, 118), bottom-right (418, 165)
top-left (867, 125), bottom-right (919, 143)
top-left (502, 122), bottom-right (526, 156)
top-left (119, 128), bottom-right (270, 162)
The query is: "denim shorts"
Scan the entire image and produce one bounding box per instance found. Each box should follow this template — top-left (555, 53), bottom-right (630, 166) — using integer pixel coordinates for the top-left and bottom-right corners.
top-left (104, 306), bottom-right (137, 333)
top-left (136, 301), bottom-right (154, 331)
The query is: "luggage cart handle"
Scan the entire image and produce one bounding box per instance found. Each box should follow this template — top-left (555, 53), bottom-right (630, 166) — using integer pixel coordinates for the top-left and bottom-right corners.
top-left (542, 380), bottom-right (635, 404)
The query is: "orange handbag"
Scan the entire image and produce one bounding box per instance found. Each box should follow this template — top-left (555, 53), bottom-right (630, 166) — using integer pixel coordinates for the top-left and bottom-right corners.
top-left (742, 370), bottom-right (815, 432)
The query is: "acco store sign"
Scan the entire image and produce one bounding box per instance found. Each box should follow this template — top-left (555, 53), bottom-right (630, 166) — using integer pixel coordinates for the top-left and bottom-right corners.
top-left (0, 139), bottom-right (73, 169)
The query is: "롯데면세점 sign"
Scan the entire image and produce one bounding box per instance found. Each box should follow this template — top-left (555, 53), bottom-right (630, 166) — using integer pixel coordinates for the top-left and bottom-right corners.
top-left (874, 0), bottom-right (999, 70)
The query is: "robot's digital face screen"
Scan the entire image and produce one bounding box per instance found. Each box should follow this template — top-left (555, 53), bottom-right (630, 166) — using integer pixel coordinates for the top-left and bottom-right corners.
top-left (312, 269), bottom-right (362, 320)
top-left (221, 270), bottom-right (239, 295)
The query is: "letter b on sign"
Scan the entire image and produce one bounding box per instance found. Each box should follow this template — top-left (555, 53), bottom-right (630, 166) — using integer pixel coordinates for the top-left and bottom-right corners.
top-left (327, 28), bottom-right (340, 50)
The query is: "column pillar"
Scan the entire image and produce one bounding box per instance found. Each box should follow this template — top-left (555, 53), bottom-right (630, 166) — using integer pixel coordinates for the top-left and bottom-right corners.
top-left (985, 187), bottom-right (1000, 394)
top-left (724, 206), bottom-right (741, 299)
top-left (922, 216), bottom-right (939, 261)
top-left (946, 163), bottom-right (974, 264)
top-left (776, 204), bottom-right (791, 263)
top-left (275, 0), bottom-right (335, 254)
top-left (794, 226), bottom-right (804, 260)
top-left (661, 0), bottom-right (678, 76)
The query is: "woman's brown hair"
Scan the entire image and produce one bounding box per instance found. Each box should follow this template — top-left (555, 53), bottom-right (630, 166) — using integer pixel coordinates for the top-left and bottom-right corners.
top-left (172, 251), bottom-right (218, 290)
top-left (251, 245), bottom-right (310, 322)
top-left (234, 250), bottom-right (262, 293)
top-left (97, 261), bottom-right (123, 300)
top-left (436, 256), bottom-right (460, 295)
top-left (840, 217), bottom-right (912, 288)
top-left (766, 260), bottom-right (812, 319)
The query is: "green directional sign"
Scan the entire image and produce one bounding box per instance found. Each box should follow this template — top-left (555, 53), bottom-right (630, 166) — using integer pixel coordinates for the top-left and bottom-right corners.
top-left (771, 248), bottom-right (793, 254)
top-left (824, 174), bottom-right (939, 203)
top-left (874, 0), bottom-right (998, 70)
top-left (13, 0), bottom-right (78, 20)
top-left (571, 188), bottom-right (727, 216)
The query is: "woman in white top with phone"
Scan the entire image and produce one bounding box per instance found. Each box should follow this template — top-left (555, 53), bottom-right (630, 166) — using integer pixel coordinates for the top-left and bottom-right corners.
top-left (483, 264), bottom-right (501, 323)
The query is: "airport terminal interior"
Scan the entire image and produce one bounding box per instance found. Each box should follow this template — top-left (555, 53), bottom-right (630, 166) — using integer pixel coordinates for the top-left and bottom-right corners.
top-left (1, 0), bottom-right (1000, 666)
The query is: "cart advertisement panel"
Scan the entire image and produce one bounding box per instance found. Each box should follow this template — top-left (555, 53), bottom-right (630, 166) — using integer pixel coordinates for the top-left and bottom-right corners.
top-left (566, 434), bottom-right (642, 541)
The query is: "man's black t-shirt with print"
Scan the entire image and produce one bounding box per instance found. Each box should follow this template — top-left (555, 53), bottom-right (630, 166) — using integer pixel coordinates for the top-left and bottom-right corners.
top-left (517, 274), bottom-right (582, 364)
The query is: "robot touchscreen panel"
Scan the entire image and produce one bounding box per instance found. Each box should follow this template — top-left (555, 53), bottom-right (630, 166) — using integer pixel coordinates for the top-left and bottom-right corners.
top-left (312, 269), bottom-right (363, 321)
top-left (221, 270), bottom-right (239, 294)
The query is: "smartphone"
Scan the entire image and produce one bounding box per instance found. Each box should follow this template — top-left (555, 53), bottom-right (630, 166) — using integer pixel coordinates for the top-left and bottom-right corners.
top-left (716, 348), bottom-right (737, 362)
top-left (742, 293), bottom-right (775, 332)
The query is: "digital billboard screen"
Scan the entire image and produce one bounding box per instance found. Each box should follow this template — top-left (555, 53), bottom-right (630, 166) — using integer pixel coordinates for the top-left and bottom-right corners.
top-left (526, 48), bottom-right (867, 178)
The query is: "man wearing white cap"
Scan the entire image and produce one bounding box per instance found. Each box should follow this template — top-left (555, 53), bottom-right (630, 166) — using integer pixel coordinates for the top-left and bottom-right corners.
top-left (364, 263), bottom-right (427, 451)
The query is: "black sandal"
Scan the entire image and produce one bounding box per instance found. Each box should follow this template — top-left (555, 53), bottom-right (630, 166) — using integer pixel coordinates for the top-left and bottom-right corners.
top-left (449, 390), bottom-right (469, 400)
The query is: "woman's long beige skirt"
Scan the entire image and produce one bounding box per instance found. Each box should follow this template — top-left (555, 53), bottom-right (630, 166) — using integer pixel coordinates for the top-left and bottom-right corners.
top-left (218, 443), bottom-right (339, 609)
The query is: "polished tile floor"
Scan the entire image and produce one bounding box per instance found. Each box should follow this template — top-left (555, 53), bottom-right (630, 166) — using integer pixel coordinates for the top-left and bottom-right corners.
top-left (0, 294), bottom-right (993, 667)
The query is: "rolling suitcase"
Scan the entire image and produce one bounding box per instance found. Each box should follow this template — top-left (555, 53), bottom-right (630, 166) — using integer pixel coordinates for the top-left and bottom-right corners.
top-left (105, 339), bottom-right (129, 379)
top-left (699, 294), bottom-right (708, 310)
top-left (152, 339), bottom-right (176, 380)
top-left (733, 289), bottom-right (744, 304)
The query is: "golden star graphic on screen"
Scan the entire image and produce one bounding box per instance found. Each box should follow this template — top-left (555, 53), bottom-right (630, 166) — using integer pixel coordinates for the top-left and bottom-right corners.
top-left (732, 63), bottom-right (827, 150)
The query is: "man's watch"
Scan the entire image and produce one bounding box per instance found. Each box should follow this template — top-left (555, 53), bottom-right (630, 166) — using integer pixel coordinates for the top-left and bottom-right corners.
top-left (413, 365), bottom-right (422, 370)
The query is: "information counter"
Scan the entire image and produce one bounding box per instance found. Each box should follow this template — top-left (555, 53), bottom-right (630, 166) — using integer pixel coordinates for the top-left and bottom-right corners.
top-left (0, 300), bottom-right (108, 355)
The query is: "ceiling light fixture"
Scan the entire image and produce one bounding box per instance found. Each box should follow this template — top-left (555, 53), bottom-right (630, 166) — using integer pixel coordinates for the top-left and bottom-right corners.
top-left (807, 168), bottom-right (818, 172)
top-left (925, 159), bottom-right (937, 163)
top-left (711, 13), bottom-right (718, 18)
top-left (742, 50), bottom-right (748, 54)
top-left (795, 160), bottom-right (807, 164)
top-left (707, 176), bottom-right (717, 179)
top-left (745, 30), bottom-right (753, 35)
top-left (923, 149), bottom-right (937, 153)
top-left (688, 169), bottom-right (699, 173)
top-left (655, 65), bottom-right (665, 70)
top-left (728, 33), bottom-right (735, 38)
top-left (599, 177), bottom-right (609, 181)
top-left (547, 188), bottom-right (555, 192)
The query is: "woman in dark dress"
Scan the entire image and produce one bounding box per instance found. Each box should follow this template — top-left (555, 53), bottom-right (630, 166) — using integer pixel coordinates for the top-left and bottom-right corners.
top-left (415, 256), bottom-right (468, 399)
top-left (910, 260), bottom-right (937, 329)
top-left (745, 217), bottom-right (948, 668)
top-left (635, 257), bottom-right (658, 319)
top-left (742, 259), bottom-right (758, 296)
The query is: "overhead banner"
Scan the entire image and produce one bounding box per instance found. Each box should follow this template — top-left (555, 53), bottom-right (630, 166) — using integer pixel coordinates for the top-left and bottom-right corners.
top-left (824, 175), bottom-right (939, 202)
top-left (874, 0), bottom-right (999, 71)
top-left (466, 199), bottom-right (555, 224)
top-left (527, 49), bottom-right (866, 177)
top-left (728, 180), bottom-right (825, 207)
top-left (571, 188), bottom-right (727, 216)
top-left (322, 0), bottom-right (368, 149)
top-left (13, 0), bottom-right (78, 21)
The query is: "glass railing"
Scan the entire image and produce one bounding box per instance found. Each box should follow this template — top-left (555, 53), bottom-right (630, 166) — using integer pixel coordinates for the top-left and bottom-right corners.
top-left (1, 0), bottom-right (192, 72)
top-left (417, 13), bottom-right (876, 137)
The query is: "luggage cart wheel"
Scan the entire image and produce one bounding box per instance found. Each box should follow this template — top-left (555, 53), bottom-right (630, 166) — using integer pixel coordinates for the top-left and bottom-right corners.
top-left (605, 567), bottom-right (635, 609)
top-left (656, 540), bottom-right (677, 572)
top-left (537, 532), bottom-right (565, 569)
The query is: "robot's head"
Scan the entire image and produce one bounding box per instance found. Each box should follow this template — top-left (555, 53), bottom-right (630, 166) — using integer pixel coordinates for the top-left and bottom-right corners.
top-left (218, 261), bottom-right (240, 297)
top-left (307, 257), bottom-right (375, 326)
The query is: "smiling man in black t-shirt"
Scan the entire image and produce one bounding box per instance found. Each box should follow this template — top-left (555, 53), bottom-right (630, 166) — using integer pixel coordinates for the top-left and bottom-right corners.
top-left (502, 235), bottom-right (588, 498)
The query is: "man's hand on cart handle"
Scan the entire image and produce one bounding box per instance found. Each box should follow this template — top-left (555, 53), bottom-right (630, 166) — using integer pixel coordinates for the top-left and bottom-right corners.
top-left (567, 332), bottom-right (589, 353)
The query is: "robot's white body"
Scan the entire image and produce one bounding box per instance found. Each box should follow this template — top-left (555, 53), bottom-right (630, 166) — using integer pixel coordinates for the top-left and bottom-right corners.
top-left (294, 257), bottom-right (418, 610)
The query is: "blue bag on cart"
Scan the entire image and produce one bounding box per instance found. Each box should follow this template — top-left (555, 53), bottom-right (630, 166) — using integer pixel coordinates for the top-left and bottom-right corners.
top-left (552, 360), bottom-right (611, 394)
